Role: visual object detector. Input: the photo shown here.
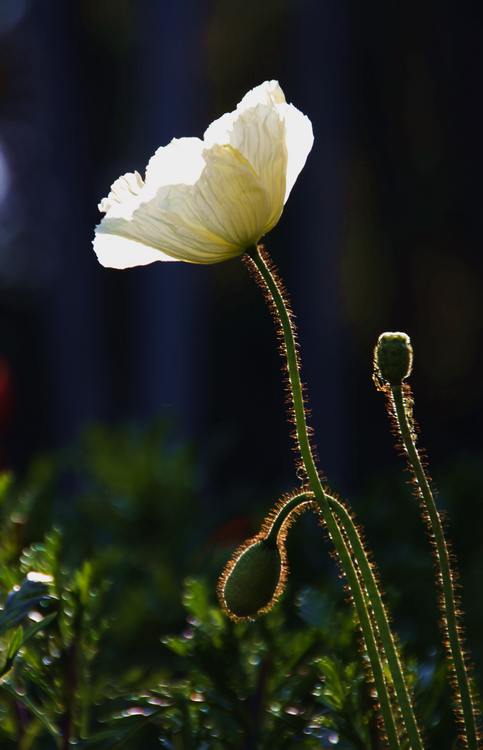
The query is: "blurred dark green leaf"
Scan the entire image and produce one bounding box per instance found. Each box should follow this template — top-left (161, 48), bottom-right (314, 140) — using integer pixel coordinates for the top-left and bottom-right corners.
top-left (0, 579), bottom-right (52, 636)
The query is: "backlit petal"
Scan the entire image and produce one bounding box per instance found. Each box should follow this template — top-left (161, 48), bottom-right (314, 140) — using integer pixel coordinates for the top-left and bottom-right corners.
top-left (144, 137), bottom-right (205, 196)
top-left (276, 102), bottom-right (314, 203)
top-left (95, 144), bottom-right (272, 265)
top-left (203, 81), bottom-right (286, 148)
top-left (204, 80), bottom-right (312, 208)
top-left (237, 80), bottom-right (286, 109)
top-left (94, 81), bottom-right (313, 267)
top-left (98, 171), bottom-right (145, 219)
top-left (93, 232), bottom-right (176, 269)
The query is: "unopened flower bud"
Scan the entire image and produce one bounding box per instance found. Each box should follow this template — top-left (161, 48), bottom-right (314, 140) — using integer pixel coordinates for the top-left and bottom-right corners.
top-left (374, 332), bottom-right (413, 385)
top-left (219, 538), bottom-right (283, 620)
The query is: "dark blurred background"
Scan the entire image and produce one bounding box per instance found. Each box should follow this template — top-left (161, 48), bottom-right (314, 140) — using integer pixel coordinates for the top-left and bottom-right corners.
top-left (0, 0), bottom-right (482, 664)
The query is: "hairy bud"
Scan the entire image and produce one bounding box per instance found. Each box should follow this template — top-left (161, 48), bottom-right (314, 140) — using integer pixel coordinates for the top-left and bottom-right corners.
top-left (374, 332), bottom-right (413, 386)
top-left (218, 538), bottom-right (283, 620)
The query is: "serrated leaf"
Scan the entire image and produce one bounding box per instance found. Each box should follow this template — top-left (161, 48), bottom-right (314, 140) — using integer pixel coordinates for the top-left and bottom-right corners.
top-left (0, 612), bottom-right (57, 677)
top-left (317, 656), bottom-right (346, 711)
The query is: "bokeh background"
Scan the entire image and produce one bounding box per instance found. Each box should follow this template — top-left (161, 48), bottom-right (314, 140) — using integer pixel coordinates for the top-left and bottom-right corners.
top-left (1, 0), bottom-right (483, 696)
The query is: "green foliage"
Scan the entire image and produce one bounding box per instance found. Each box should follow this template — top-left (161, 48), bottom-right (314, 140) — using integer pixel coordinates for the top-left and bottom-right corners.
top-left (0, 420), bottom-right (472, 748)
top-left (15, 421), bottom-right (201, 676)
top-left (79, 579), bottom-right (375, 749)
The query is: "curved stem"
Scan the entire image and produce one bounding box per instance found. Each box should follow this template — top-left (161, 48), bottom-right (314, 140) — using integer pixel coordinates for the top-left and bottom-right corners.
top-left (275, 490), bottom-right (425, 750)
top-left (391, 384), bottom-right (480, 749)
top-left (265, 494), bottom-right (313, 544)
top-left (247, 245), bottom-right (404, 749)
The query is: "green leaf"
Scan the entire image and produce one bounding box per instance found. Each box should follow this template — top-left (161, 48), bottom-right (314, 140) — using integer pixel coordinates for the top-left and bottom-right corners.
top-left (162, 635), bottom-right (191, 657)
top-left (317, 656), bottom-right (346, 711)
top-left (0, 580), bottom-right (52, 636)
top-left (6, 626), bottom-right (23, 661)
top-left (21, 611), bottom-right (57, 646)
top-left (182, 578), bottom-right (210, 622)
top-left (0, 612), bottom-right (57, 677)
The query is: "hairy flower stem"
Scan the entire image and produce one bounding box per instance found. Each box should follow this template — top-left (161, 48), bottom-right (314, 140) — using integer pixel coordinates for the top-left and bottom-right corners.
top-left (277, 490), bottom-right (425, 750)
top-left (391, 384), bottom-right (480, 749)
top-left (247, 244), bottom-right (412, 749)
top-left (265, 494), bottom-right (314, 544)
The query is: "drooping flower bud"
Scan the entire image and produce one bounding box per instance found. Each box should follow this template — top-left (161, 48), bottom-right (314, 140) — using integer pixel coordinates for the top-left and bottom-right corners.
top-left (218, 538), bottom-right (283, 620)
top-left (374, 332), bottom-right (413, 386)
top-left (217, 491), bottom-right (318, 622)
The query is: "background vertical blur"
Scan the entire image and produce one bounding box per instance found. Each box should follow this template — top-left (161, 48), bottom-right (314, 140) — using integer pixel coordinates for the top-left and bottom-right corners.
top-left (0, 1), bottom-right (482, 513)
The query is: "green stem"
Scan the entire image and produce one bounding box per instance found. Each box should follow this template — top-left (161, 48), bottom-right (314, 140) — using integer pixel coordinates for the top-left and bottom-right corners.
top-left (265, 494), bottom-right (314, 544)
top-left (275, 490), bottom-right (425, 750)
top-left (391, 383), bottom-right (480, 749)
top-left (248, 245), bottom-right (403, 749)
top-left (329, 494), bottom-right (425, 747)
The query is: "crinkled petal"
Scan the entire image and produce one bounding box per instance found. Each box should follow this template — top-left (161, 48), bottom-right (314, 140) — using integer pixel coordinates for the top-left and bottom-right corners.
top-left (94, 80), bottom-right (313, 268)
top-left (204, 80), bottom-right (312, 206)
top-left (98, 138), bottom-right (206, 223)
top-left (204, 81), bottom-right (286, 148)
top-left (98, 171), bottom-right (145, 219)
top-left (204, 86), bottom-right (288, 227)
top-left (94, 144), bottom-right (273, 266)
top-left (172, 144), bottom-right (273, 252)
top-left (205, 105), bottom-right (286, 232)
top-left (224, 105), bottom-right (286, 225)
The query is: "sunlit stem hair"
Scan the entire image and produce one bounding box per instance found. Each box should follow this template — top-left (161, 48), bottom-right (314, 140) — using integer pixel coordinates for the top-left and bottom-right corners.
top-left (243, 245), bottom-right (424, 749)
top-left (220, 490), bottom-right (402, 747)
top-left (277, 489), bottom-right (426, 748)
top-left (217, 491), bottom-right (318, 622)
top-left (374, 332), bottom-right (481, 750)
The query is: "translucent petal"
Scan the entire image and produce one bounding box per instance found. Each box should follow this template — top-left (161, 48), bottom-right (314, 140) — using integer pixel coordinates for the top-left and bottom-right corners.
top-left (93, 232), bottom-right (176, 269)
top-left (98, 171), bottom-right (144, 219)
top-left (276, 102), bottom-right (314, 203)
top-left (237, 80), bottom-right (286, 109)
top-left (204, 80), bottom-right (312, 206)
top-left (95, 144), bottom-right (273, 265)
top-left (203, 81), bottom-right (286, 148)
top-left (176, 144), bottom-right (272, 250)
top-left (144, 137), bottom-right (205, 195)
top-left (94, 80), bottom-right (314, 268)
top-left (225, 105), bottom-right (286, 228)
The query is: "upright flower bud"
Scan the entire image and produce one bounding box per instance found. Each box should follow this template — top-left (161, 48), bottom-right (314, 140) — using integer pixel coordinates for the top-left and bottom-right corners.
top-left (374, 332), bottom-right (413, 386)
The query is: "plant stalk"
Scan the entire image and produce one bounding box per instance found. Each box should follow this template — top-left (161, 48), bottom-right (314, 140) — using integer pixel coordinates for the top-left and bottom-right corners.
top-left (391, 383), bottom-right (480, 749)
top-left (277, 490), bottom-right (425, 750)
top-left (247, 245), bottom-right (410, 749)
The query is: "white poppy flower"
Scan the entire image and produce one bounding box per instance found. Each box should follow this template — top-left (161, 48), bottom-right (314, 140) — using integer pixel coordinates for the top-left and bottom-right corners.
top-left (93, 80), bottom-right (313, 268)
